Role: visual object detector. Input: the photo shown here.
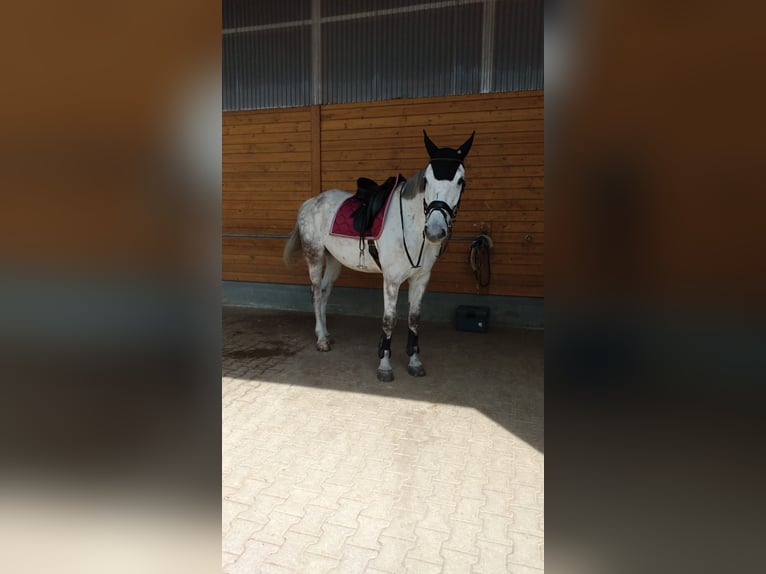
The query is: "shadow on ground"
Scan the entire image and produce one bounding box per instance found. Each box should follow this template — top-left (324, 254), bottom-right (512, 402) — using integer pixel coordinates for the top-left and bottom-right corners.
top-left (223, 306), bottom-right (544, 453)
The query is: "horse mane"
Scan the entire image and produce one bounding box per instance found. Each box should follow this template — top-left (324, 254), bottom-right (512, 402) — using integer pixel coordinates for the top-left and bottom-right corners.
top-left (400, 168), bottom-right (426, 199)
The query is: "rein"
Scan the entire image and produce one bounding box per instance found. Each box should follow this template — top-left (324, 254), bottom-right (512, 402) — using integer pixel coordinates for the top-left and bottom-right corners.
top-left (400, 182), bottom-right (427, 268)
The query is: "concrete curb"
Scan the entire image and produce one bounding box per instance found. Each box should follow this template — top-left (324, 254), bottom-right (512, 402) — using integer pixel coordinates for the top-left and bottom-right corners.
top-left (223, 281), bottom-right (543, 330)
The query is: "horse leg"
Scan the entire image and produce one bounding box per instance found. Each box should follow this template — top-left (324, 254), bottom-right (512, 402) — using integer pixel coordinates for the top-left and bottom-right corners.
top-left (406, 272), bottom-right (430, 377)
top-left (307, 251), bottom-right (331, 351)
top-left (377, 278), bottom-right (401, 382)
top-left (319, 252), bottom-right (341, 343)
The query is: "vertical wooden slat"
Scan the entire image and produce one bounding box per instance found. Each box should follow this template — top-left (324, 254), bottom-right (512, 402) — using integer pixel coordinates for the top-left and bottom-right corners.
top-left (311, 104), bottom-right (322, 197)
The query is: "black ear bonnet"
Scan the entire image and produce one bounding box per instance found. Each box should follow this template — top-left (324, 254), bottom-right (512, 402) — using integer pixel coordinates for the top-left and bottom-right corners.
top-left (423, 130), bottom-right (475, 180)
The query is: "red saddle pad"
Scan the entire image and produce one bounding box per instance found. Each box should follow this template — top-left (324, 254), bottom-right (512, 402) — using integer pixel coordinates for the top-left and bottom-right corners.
top-left (330, 176), bottom-right (399, 240)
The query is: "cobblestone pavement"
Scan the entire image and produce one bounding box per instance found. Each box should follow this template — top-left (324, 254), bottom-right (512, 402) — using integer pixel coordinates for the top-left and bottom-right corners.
top-left (223, 306), bottom-right (543, 573)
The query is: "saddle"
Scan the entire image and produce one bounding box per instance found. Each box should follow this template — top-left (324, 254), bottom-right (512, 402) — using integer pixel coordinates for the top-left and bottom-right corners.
top-left (352, 176), bottom-right (398, 236)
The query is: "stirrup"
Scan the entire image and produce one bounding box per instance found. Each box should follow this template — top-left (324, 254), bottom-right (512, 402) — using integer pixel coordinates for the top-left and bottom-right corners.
top-left (357, 237), bottom-right (367, 269)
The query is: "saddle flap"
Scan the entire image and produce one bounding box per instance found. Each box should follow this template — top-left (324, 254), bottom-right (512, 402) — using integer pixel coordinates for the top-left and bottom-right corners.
top-left (330, 173), bottom-right (405, 240)
top-left (352, 175), bottom-right (399, 235)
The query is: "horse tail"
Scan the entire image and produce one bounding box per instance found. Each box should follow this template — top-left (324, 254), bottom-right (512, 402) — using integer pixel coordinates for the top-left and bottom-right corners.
top-left (283, 223), bottom-right (303, 267)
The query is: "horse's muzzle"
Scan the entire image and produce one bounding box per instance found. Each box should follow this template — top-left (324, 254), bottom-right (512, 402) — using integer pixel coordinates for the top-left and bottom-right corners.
top-left (425, 226), bottom-right (448, 243)
top-left (424, 200), bottom-right (454, 243)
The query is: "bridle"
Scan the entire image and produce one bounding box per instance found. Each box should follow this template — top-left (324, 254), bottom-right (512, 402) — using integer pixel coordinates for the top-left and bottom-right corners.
top-left (401, 158), bottom-right (465, 268)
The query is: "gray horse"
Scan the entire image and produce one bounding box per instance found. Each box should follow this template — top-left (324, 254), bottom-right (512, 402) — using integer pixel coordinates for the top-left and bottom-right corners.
top-left (284, 130), bottom-right (474, 381)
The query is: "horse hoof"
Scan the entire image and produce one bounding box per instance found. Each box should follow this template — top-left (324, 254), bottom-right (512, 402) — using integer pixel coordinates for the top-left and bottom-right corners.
top-left (316, 340), bottom-right (331, 352)
top-left (407, 365), bottom-right (426, 377)
top-left (377, 369), bottom-right (394, 382)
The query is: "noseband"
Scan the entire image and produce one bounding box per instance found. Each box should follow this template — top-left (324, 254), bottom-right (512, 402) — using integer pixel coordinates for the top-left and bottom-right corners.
top-left (424, 198), bottom-right (459, 226)
top-left (424, 157), bottom-right (465, 228)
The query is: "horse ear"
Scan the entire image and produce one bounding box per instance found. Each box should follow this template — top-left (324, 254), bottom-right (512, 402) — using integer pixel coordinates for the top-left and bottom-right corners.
top-left (457, 131), bottom-right (475, 159)
top-left (423, 130), bottom-right (439, 158)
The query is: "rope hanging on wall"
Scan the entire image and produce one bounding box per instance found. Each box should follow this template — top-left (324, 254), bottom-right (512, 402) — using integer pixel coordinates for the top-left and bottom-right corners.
top-left (469, 233), bottom-right (493, 287)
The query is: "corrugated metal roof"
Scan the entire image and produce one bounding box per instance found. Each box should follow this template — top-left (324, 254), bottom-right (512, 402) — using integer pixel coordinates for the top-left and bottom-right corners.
top-left (322, 1), bottom-right (483, 103)
top-left (223, 0), bottom-right (542, 111)
top-left (493, 0), bottom-right (544, 92)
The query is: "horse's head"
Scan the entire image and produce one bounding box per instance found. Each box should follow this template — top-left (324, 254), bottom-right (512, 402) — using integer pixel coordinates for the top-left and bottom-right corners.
top-left (422, 130), bottom-right (475, 243)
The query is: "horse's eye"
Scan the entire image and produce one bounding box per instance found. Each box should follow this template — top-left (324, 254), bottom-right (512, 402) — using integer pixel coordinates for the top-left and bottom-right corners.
top-left (458, 177), bottom-right (465, 186)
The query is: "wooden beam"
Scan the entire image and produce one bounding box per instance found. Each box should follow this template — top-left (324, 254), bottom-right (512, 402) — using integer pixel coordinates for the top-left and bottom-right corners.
top-left (311, 105), bottom-right (322, 197)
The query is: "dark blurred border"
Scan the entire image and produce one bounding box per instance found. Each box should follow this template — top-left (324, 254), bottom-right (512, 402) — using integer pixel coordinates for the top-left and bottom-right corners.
top-left (0, 2), bottom-right (221, 573)
top-left (547, 1), bottom-right (765, 572)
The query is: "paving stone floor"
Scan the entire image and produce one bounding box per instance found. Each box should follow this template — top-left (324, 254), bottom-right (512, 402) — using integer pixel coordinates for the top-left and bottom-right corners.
top-left (222, 306), bottom-right (543, 573)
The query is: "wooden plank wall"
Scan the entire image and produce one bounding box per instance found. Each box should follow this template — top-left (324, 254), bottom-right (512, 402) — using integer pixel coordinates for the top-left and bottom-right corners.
top-left (223, 107), bottom-right (314, 285)
top-left (223, 90), bottom-right (543, 297)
